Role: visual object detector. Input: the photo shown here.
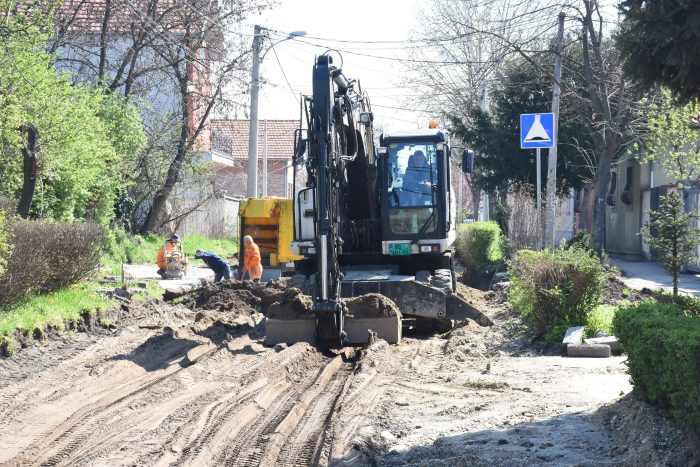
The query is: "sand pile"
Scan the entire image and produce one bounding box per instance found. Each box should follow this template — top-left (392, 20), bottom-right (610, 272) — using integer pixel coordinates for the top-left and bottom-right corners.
top-left (345, 294), bottom-right (401, 319)
top-left (266, 288), bottom-right (314, 320)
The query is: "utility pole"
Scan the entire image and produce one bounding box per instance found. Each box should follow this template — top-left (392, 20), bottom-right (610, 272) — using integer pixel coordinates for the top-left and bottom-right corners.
top-left (480, 81), bottom-right (490, 221)
top-left (246, 24), bottom-right (262, 198)
top-left (544, 12), bottom-right (565, 249)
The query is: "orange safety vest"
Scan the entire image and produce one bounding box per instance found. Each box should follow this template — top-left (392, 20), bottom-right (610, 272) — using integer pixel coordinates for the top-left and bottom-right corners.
top-left (156, 242), bottom-right (177, 270)
top-left (244, 241), bottom-right (261, 271)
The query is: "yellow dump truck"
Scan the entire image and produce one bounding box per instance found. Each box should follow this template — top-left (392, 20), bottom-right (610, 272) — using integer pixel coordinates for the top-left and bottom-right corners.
top-left (238, 197), bottom-right (302, 279)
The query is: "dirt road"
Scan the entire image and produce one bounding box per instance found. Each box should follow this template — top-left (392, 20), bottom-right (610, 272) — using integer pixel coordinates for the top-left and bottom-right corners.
top-left (0, 283), bottom-right (689, 466)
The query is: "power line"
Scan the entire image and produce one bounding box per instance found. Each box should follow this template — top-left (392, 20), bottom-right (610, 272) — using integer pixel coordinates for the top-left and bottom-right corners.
top-left (271, 45), bottom-right (298, 104)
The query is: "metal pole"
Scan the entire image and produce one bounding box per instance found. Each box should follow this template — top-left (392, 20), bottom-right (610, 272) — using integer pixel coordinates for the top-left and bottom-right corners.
top-left (536, 148), bottom-right (542, 214)
top-left (536, 147), bottom-right (542, 249)
top-left (544, 12), bottom-right (566, 249)
top-left (262, 119), bottom-right (268, 197)
top-left (246, 25), bottom-right (262, 198)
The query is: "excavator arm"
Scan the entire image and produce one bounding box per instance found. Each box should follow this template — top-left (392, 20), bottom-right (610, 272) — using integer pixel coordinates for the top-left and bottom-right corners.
top-left (308, 53), bottom-right (373, 345)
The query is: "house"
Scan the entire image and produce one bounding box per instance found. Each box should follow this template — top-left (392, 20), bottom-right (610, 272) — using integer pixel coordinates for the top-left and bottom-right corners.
top-left (210, 119), bottom-right (300, 198)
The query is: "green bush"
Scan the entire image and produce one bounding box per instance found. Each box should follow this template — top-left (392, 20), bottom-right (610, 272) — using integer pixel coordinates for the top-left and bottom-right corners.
top-left (0, 208), bottom-right (13, 278)
top-left (613, 302), bottom-right (700, 434)
top-left (456, 221), bottom-right (503, 276)
top-left (508, 246), bottom-right (607, 333)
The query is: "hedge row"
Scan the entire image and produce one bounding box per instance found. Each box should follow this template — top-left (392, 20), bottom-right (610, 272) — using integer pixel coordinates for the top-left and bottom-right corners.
top-left (613, 302), bottom-right (700, 435)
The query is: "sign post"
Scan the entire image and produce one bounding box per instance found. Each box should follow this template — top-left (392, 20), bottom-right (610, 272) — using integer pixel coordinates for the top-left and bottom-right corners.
top-left (520, 113), bottom-right (555, 247)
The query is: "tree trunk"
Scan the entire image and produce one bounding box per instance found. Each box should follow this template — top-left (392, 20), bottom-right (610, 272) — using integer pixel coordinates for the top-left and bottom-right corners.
top-left (591, 155), bottom-right (611, 254)
top-left (17, 125), bottom-right (39, 219)
top-left (471, 186), bottom-right (481, 221)
top-left (140, 67), bottom-right (190, 233)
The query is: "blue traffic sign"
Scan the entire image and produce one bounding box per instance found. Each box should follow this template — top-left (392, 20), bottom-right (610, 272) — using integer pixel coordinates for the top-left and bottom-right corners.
top-left (520, 113), bottom-right (555, 149)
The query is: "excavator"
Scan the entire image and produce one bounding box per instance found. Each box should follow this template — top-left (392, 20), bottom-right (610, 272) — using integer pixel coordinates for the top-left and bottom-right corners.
top-left (266, 53), bottom-right (491, 347)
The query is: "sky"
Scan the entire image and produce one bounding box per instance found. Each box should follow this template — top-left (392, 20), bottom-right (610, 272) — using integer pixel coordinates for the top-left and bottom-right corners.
top-left (242, 0), bottom-right (430, 132)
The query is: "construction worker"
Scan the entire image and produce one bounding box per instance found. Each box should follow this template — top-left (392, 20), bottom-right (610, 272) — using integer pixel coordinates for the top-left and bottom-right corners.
top-left (156, 234), bottom-right (181, 278)
top-left (194, 249), bottom-right (231, 283)
top-left (242, 235), bottom-right (263, 282)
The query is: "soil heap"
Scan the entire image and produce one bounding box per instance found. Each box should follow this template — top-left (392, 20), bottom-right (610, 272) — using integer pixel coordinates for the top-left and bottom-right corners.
top-left (345, 293), bottom-right (401, 319)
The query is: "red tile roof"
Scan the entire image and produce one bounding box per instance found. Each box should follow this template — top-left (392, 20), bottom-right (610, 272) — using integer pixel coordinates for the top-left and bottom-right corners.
top-left (211, 119), bottom-right (299, 160)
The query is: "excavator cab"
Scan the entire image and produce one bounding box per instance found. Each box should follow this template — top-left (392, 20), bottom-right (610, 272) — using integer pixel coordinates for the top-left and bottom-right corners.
top-left (379, 131), bottom-right (455, 263)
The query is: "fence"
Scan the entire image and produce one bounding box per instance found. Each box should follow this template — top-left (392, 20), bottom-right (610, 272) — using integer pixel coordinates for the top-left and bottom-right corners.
top-left (170, 195), bottom-right (240, 239)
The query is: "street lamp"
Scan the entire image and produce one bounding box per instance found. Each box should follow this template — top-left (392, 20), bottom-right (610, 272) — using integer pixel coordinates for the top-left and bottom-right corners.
top-left (246, 26), bottom-right (307, 198)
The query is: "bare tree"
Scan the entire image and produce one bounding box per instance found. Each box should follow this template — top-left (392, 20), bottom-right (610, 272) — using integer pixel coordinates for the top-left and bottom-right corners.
top-left (51, 0), bottom-right (269, 233)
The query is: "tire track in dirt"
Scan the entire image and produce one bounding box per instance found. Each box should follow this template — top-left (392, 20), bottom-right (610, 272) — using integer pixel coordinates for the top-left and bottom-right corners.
top-left (0, 317), bottom-right (365, 467)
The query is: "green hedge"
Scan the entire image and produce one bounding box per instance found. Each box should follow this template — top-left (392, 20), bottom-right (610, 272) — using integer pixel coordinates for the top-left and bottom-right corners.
top-left (508, 246), bottom-right (606, 333)
top-left (455, 221), bottom-right (503, 275)
top-left (613, 302), bottom-right (700, 434)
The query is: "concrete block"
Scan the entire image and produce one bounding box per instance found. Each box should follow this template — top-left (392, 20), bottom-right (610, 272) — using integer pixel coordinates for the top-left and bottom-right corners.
top-left (584, 336), bottom-right (621, 353)
top-left (567, 343), bottom-right (611, 358)
top-left (345, 317), bottom-right (401, 344)
top-left (562, 326), bottom-right (585, 345)
top-left (265, 318), bottom-right (315, 345)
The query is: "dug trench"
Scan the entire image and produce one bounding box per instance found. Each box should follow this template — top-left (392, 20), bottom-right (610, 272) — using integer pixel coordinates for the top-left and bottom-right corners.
top-left (0, 279), bottom-right (697, 466)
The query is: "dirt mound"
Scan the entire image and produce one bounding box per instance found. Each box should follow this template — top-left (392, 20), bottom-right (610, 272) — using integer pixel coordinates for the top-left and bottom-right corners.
top-left (597, 392), bottom-right (700, 466)
top-left (266, 288), bottom-right (314, 320)
top-left (601, 275), bottom-right (652, 305)
top-left (178, 282), bottom-right (260, 315)
top-left (345, 293), bottom-right (401, 319)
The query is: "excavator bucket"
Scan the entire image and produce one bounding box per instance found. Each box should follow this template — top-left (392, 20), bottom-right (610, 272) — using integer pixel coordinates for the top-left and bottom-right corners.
top-left (265, 293), bottom-right (402, 346)
top-left (263, 280), bottom-right (491, 346)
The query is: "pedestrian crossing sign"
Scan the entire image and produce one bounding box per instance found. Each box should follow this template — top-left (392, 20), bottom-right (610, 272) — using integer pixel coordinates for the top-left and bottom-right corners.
top-left (520, 113), bottom-right (555, 149)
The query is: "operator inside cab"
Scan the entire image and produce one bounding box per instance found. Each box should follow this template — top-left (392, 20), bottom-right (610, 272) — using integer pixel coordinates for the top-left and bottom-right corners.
top-left (387, 142), bottom-right (439, 235)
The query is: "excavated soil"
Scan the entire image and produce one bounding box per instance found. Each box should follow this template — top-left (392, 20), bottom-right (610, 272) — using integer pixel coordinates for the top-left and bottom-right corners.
top-left (345, 293), bottom-right (402, 319)
top-left (266, 288), bottom-right (314, 320)
top-left (0, 278), bottom-right (695, 466)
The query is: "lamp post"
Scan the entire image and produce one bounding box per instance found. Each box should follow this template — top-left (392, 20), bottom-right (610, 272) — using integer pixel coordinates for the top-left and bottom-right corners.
top-left (246, 26), bottom-right (306, 198)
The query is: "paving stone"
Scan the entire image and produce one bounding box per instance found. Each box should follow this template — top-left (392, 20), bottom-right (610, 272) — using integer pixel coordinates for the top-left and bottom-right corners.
top-left (567, 343), bottom-right (611, 358)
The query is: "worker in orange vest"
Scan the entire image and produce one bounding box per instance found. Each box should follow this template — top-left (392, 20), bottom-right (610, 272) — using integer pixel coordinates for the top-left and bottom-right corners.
top-left (242, 235), bottom-right (263, 282)
top-left (156, 234), bottom-right (180, 278)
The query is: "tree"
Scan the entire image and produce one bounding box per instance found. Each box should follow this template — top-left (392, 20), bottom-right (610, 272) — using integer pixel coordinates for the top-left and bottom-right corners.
top-left (50, 0), bottom-right (269, 233)
top-left (0, 1), bottom-right (146, 224)
top-left (638, 90), bottom-right (700, 183)
top-left (641, 188), bottom-right (700, 297)
top-left (407, 0), bottom-right (644, 255)
top-left (449, 59), bottom-right (592, 196)
top-left (616, 0), bottom-right (700, 103)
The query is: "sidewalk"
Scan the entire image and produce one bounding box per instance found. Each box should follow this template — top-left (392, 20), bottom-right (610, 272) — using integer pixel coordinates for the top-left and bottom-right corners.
top-left (122, 263), bottom-right (214, 291)
top-left (608, 258), bottom-right (700, 297)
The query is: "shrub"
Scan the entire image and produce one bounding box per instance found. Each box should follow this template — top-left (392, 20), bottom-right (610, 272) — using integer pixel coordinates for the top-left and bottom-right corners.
top-left (508, 246), bottom-right (607, 333)
top-left (456, 221), bottom-right (503, 276)
top-left (0, 220), bottom-right (105, 308)
top-left (613, 302), bottom-right (700, 435)
top-left (0, 209), bottom-right (13, 278)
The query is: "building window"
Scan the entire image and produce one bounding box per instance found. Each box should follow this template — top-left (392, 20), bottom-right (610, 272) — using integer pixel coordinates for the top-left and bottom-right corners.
top-left (621, 166), bottom-right (633, 205)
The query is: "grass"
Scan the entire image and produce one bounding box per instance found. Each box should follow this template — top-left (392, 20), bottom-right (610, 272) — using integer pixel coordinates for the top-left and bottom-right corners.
top-left (543, 301), bottom-right (634, 343)
top-left (103, 230), bottom-right (238, 275)
top-left (132, 280), bottom-right (165, 302)
top-left (0, 283), bottom-right (112, 343)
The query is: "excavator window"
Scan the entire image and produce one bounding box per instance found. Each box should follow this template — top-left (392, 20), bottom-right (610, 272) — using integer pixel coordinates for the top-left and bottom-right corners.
top-left (387, 142), bottom-right (439, 235)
